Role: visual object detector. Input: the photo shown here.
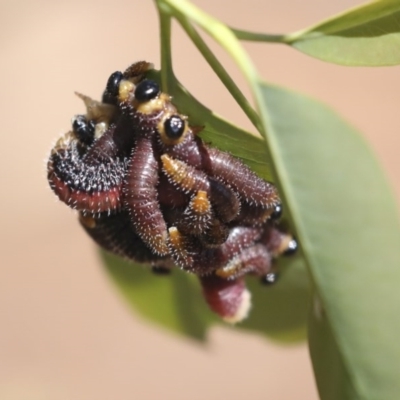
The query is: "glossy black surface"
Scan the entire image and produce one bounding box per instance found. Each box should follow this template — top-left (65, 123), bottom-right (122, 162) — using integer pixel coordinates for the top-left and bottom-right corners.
top-left (134, 79), bottom-right (160, 102)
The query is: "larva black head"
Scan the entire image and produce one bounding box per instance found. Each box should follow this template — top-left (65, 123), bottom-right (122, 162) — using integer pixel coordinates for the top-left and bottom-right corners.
top-left (164, 115), bottom-right (186, 140)
top-left (260, 272), bottom-right (279, 285)
top-left (283, 238), bottom-right (298, 256)
top-left (102, 71), bottom-right (123, 104)
top-left (134, 79), bottom-right (160, 102)
top-left (72, 115), bottom-right (95, 145)
top-left (270, 203), bottom-right (283, 220)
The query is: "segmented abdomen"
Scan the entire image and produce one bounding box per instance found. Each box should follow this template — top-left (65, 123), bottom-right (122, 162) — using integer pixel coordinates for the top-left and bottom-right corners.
top-left (47, 145), bottom-right (125, 214)
top-left (203, 147), bottom-right (280, 208)
top-left (216, 244), bottom-right (272, 280)
top-left (79, 211), bottom-right (170, 265)
top-left (124, 137), bottom-right (169, 255)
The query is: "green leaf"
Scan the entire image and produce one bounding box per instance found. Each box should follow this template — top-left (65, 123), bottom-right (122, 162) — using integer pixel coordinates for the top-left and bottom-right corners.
top-left (258, 82), bottom-right (400, 398)
top-left (101, 251), bottom-right (215, 340)
top-left (101, 250), bottom-right (310, 343)
top-left (244, 256), bottom-right (310, 343)
top-left (286, 0), bottom-right (400, 66)
top-left (308, 296), bottom-right (358, 400)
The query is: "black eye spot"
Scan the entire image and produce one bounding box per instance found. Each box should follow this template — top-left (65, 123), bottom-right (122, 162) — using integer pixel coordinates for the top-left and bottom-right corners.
top-left (134, 80), bottom-right (160, 102)
top-left (72, 115), bottom-right (95, 145)
top-left (164, 115), bottom-right (185, 139)
top-left (260, 272), bottom-right (279, 285)
top-left (284, 238), bottom-right (298, 256)
top-left (106, 71), bottom-right (123, 98)
top-left (270, 203), bottom-right (282, 220)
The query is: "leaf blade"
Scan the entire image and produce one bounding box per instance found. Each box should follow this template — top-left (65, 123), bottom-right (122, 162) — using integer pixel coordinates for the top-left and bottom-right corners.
top-left (286, 0), bottom-right (400, 66)
top-left (102, 251), bottom-right (310, 343)
top-left (101, 251), bottom-right (215, 341)
top-left (258, 82), bottom-right (400, 398)
top-left (308, 296), bottom-right (359, 400)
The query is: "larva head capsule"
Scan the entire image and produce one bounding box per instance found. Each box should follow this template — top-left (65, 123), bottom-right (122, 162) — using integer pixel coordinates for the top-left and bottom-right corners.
top-left (164, 115), bottom-right (186, 140)
top-left (270, 203), bottom-right (283, 221)
top-left (134, 79), bottom-right (160, 102)
top-left (283, 238), bottom-right (298, 256)
top-left (102, 71), bottom-right (124, 104)
top-left (72, 115), bottom-right (95, 146)
top-left (260, 272), bottom-right (279, 285)
top-left (158, 114), bottom-right (189, 146)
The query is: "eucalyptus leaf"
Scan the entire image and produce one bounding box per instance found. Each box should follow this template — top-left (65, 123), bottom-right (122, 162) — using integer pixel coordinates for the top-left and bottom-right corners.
top-left (101, 251), bottom-right (310, 343)
top-left (101, 251), bottom-right (214, 340)
top-left (244, 256), bottom-right (310, 343)
top-left (308, 296), bottom-right (358, 400)
top-left (286, 0), bottom-right (400, 66)
top-left (258, 82), bottom-right (400, 398)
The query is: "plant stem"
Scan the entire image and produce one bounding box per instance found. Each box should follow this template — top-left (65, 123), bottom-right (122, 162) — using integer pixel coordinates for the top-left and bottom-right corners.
top-left (230, 28), bottom-right (288, 44)
top-left (156, 5), bottom-right (176, 92)
top-left (174, 16), bottom-right (262, 132)
top-left (159, 0), bottom-right (265, 128)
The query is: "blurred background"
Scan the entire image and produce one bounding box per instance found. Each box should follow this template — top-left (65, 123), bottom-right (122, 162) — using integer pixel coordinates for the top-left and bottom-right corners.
top-left (1, 0), bottom-right (399, 399)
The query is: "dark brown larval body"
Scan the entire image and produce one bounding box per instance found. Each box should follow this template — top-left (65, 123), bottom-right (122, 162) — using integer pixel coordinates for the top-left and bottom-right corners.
top-left (47, 61), bottom-right (297, 323)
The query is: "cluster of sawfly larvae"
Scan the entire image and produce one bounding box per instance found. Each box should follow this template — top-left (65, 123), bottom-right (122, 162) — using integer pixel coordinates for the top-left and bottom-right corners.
top-left (47, 61), bottom-right (297, 323)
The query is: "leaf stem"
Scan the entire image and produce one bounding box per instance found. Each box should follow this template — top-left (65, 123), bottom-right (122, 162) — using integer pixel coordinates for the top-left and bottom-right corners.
top-left (231, 28), bottom-right (289, 44)
top-left (156, 5), bottom-right (176, 92)
top-left (173, 16), bottom-right (262, 132)
top-left (155, 0), bottom-right (270, 134)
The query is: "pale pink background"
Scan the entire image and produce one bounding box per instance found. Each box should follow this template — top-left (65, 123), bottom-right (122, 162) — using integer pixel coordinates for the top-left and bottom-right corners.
top-left (1, 0), bottom-right (399, 399)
